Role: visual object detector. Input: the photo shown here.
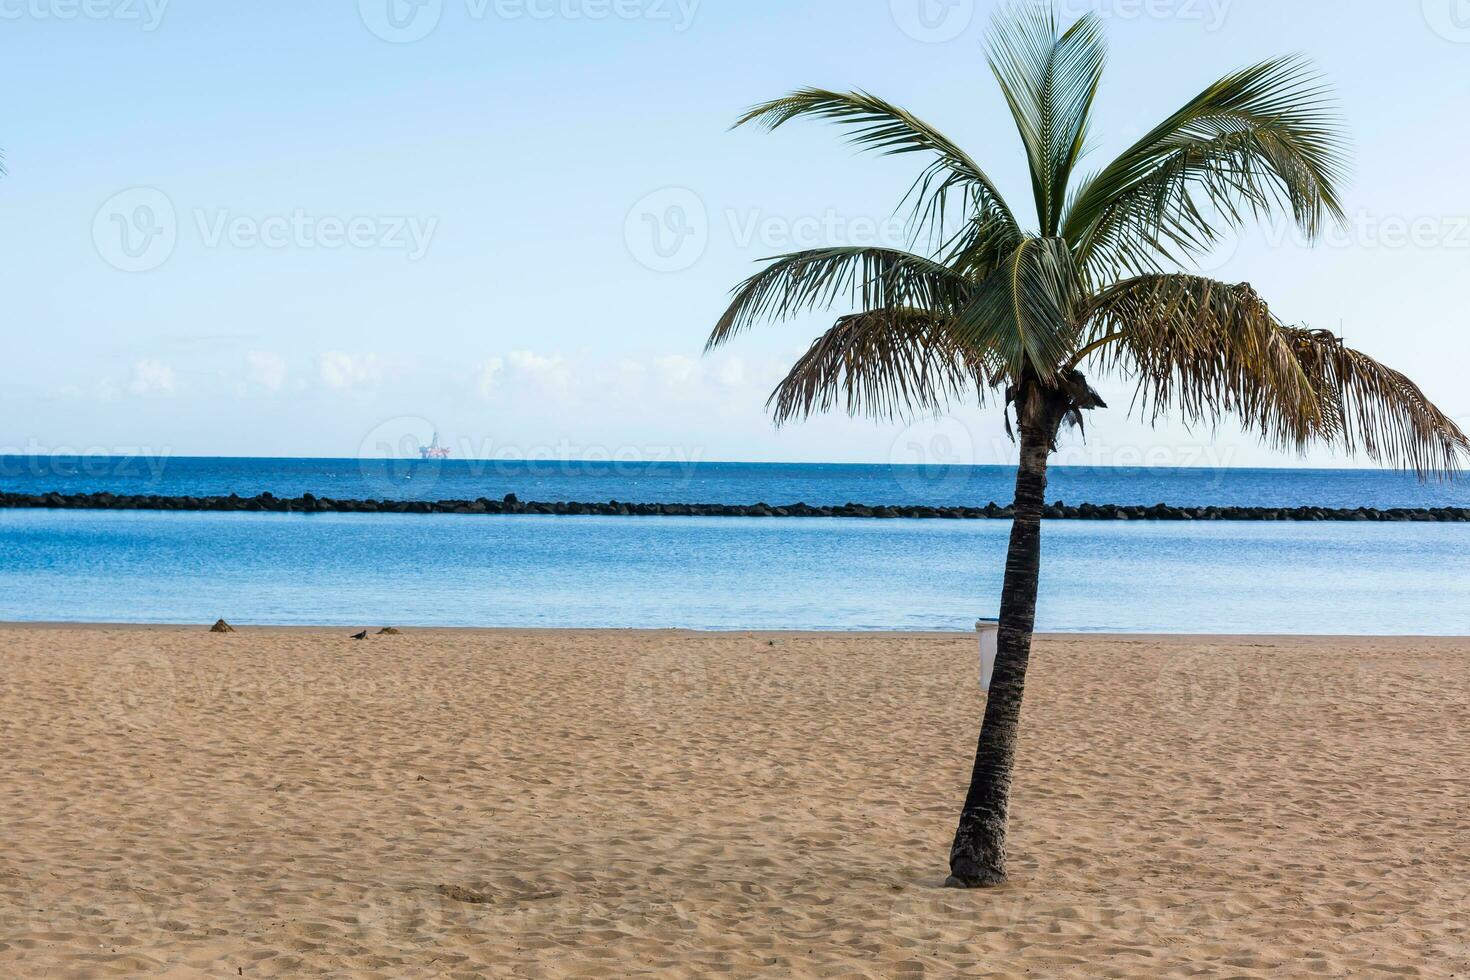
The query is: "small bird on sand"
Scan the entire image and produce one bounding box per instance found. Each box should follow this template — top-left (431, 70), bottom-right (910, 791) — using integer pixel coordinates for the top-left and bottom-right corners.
top-left (350, 630), bottom-right (368, 640)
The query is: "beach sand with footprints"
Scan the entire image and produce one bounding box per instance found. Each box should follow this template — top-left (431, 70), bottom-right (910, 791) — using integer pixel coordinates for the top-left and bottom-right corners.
top-left (1, 626), bottom-right (1466, 977)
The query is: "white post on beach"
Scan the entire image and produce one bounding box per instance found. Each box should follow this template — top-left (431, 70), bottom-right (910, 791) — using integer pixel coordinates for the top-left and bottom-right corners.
top-left (976, 618), bottom-right (1000, 692)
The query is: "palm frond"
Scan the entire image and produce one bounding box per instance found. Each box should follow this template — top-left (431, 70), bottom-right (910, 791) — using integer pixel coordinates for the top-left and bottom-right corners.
top-left (1082, 274), bottom-right (1317, 447)
top-left (1285, 327), bottom-right (1468, 475)
top-left (1063, 56), bottom-right (1348, 276)
top-left (986, 5), bottom-right (1107, 236)
top-left (767, 308), bottom-right (996, 424)
top-left (1082, 274), bottom-right (1467, 475)
top-left (706, 247), bottom-right (974, 350)
top-left (953, 236), bottom-right (1083, 381)
top-left (735, 88), bottom-right (1021, 249)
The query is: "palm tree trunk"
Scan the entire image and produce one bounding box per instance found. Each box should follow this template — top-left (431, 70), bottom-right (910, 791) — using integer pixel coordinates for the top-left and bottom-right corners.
top-left (946, 413), bottom-right (1056, 888)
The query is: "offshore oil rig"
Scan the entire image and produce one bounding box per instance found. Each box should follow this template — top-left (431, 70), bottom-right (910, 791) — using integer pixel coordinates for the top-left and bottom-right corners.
top-left (418, 432), bottom-right (451, 460)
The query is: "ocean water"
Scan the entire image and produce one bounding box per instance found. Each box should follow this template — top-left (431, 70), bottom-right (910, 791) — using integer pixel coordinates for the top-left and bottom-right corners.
top-left (3, 455), bottom-right (1468, 509)
top-left (1, 509), bottom-right (1466, 635)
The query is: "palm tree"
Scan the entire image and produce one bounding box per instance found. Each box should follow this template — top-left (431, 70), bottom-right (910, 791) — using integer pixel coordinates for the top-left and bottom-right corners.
top-left (706, 5), bottom-right (1468, 888)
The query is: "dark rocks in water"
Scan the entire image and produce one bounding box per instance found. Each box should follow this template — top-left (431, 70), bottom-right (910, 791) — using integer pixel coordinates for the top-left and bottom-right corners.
top-left (209, 619), bottom-right (236, 633)
top-left (0, 489), bottom-right (1465, 522)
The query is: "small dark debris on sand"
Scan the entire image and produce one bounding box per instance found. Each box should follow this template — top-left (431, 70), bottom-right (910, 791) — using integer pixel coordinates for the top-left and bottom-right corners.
top-left (378, 627), bottom-right (402, 635)
top-left (437, 884), bottom-right (493, 905)
top-left (210, 619), bottom-right (236, 633)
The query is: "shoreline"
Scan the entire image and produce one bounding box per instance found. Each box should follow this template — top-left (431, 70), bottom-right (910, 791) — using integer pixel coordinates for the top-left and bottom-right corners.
top-left (4, 622), bottom-right (1468, 642)
top-left (4, 489), bottom-right (1469, 522)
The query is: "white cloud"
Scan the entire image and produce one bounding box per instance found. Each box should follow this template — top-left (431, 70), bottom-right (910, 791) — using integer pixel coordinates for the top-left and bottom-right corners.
top-left (713, 355), bottom-right (746, 388)
top-left (473, 350), bottom-right (575, 402)
top-left (246, 351), bottom-right (288, 391)
top-left (470, 350), bottom-right (760, 408)
top-left (506, 350), bottom-right (573, 394)
top-left (476, 356), bottom-right (505, 399)
top-left (319, 351), bottom-right (383, 389)
top-left (128, 359), bottom-right (176, 395)
top-left (654, 354), bottom-right (701, 389)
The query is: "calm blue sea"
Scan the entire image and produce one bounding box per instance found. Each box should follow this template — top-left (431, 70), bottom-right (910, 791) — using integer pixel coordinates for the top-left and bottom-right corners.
top-left (0, 458), bottom-right (1466, 634)
top-left (0, 510), bottom-right (1465, 634)
top-left (3, 455), bottom-right (1469, 509)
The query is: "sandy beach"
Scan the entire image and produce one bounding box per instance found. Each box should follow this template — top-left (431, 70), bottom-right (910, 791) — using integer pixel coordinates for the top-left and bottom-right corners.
top-left (1, 626), bottom-right (1466, 978)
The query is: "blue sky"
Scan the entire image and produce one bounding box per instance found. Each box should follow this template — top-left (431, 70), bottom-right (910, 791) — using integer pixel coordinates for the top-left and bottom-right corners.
top-left (2, 0), bottom-right (1468, 468)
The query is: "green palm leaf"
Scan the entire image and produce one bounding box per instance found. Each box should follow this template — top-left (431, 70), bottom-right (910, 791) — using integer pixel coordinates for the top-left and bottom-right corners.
top-left (1064, 56), bottom-right (1348, 275)
top-left (953, 236), bottom-right (1082, 381)
top-left (987, 4), bottom-right (1107, 236)
top-left (706, 246), bottom-right (974, 350)
top-left (735, 88), bottom-right (1022, 250)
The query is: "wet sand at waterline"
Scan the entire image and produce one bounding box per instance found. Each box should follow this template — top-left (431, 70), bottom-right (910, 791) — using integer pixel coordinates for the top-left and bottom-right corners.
top-left (1, 627), bottom-right (1466, 978)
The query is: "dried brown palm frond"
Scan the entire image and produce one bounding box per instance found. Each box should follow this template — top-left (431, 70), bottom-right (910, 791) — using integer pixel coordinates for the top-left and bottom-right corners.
top-left (767, 308), bottom-right (994, 425)
top-left (1080, 274), bottom-right (1467, 475)
top-left (1080, 273), bottom-right (1316, 449)
top-left (1284, 327), bottom-right (1468, 475)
